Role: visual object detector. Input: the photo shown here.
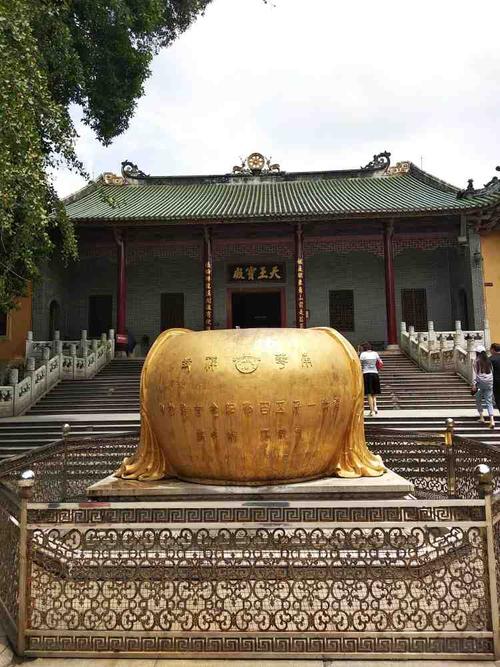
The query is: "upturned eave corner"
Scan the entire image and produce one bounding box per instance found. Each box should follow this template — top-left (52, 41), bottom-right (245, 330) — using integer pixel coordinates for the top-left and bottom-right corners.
top-left (457, 165), bottom-right (500, 200)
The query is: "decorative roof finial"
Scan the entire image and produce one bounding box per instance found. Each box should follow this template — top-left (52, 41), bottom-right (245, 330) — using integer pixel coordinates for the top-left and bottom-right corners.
top-left (457, 166), bottom-right (500, 199)
top-left (121, 160), bottom-right (148, 179)
top-left (232, 153), bottom-right (282, 175)
top-left (361, 151), bottom-right (391, 171)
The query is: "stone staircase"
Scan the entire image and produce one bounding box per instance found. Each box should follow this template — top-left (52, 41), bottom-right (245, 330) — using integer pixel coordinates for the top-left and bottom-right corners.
top-left (27, 359), bottom-right (142, 414)
top-left (371, 351), bottom-right (473, 410)
top-left (0, 351), bottom-right (497, 464)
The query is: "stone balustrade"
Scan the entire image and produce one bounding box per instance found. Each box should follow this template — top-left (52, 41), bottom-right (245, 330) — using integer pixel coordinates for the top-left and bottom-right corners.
top-left (400, 320), bottom-right (491, 383)
top-left (0, 329), bottom-right (115, 417)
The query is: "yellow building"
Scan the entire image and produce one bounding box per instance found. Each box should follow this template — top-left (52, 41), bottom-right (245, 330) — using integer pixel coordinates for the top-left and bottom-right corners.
top-left (482, 230), bottom-right (500, 344)
top-left (0, 292), bottom-right (32, 361)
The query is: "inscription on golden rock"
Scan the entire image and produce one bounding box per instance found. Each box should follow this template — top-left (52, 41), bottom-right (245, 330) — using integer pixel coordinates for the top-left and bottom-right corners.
top-left (233, 355), bottom-right (261, 374)
top-left (116, 327), bottom-right (385, 485)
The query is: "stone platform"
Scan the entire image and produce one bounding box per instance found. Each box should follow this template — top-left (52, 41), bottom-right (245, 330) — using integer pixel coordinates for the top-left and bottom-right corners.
top-left (87, 468), bottom-right (413, 501)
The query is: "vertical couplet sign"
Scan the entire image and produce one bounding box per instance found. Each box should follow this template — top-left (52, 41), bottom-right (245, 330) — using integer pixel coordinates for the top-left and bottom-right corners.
top-left (295, 223), bottom-right (306, 328)
top-left (204, 227), bottom-right (213, 330)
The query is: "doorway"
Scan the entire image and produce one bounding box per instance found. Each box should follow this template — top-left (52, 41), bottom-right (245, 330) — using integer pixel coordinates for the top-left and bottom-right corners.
top-left (161, 292), bottom-right (185, 330)
top-left (48, 300), bottom-right (60, 338)
top-left (88, 295), bottom-right (113, 338)
top-left (401, 288), bottom-right (428, 331)
top-left (229, 290), bottom-right (284, 328)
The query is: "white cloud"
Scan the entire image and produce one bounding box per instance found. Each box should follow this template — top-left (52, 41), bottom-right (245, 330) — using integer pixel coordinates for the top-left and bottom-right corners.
top-left (53, 0), bottom-right (500, 197)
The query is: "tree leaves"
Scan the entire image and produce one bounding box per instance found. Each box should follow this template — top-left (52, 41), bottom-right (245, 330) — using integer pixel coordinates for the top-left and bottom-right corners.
top-left (0, 0), bottom-right (211, 310)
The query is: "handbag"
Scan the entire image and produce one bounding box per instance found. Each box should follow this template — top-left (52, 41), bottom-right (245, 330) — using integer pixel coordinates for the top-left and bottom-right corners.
top-left (376, 358), bottom-right (383, 371)
top-left (471, 384), bottom-right (478, 396)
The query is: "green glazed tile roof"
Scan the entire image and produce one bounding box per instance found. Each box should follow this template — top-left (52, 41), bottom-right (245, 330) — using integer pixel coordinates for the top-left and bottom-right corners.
top-left (65, 167), bottom-right (500, 223)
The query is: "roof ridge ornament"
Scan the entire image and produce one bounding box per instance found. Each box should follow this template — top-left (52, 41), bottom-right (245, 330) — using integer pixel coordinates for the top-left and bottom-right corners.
top-left (361, 151), bottom-right (391, 171)
top-left (386, 161), bottom-right (411, 176)
top-left (457, 166), bottom-right (500, 199)
top-left (232, 153), bottom-right (282, 175)
top-left (102, 172), bottom-right (126, 186)
top-left (121, 160), bottom-right (149, 179)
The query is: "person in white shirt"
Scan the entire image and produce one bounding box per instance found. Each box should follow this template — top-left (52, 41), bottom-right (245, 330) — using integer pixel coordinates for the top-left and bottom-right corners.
top-left (359, 342), bottom-right (383, 417)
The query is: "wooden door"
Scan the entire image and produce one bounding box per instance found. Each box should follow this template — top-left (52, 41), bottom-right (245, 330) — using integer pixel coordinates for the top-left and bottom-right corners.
top-left (88, 295), bottom-right (113, 338)
top-left (401, 289), bottom-right (428, 331)
top-left (161, 293), bottom-right (184, 330)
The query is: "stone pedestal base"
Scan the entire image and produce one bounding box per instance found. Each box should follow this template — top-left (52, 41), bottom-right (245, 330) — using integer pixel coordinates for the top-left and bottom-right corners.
top-left (87, 468), bottom-right (413, 501)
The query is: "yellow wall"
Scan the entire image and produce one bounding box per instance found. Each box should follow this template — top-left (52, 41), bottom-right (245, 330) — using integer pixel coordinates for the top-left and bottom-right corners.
top-left (0, 292), bottom-right (32, 361)
top-left (482, 231), bottom-right (500, 344)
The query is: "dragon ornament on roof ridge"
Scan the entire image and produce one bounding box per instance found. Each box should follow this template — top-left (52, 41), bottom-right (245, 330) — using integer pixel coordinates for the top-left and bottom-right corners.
top-left (361, 151), bottom-right (391, 171)
top-left (457, 165), bottom-right (500, 199)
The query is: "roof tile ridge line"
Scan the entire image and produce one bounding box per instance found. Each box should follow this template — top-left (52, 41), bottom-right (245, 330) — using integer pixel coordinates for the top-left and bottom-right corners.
top-left (63, 177), bottom-right (103, 205)
top-left (406, 163), bottom-right (460, 194)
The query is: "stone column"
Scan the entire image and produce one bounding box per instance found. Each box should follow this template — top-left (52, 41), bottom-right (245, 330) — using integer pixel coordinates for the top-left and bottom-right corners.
top-left (203, 227), bottom-right (213, 330)
top-left (114, 230), bottom-right (127, 345)
top-left (295, 223), bottom-right (307, 328)
top-left (383, 220), bottom-right (398, 347)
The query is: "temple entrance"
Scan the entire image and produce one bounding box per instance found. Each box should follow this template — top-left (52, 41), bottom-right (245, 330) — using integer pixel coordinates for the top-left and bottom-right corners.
top-left (229, 290), bottom-right (284, 328)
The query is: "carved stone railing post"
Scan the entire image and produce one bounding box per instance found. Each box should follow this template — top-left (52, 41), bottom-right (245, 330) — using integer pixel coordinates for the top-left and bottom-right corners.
top-left (427, 321), bottom-right (436, 349)
top-left (52, 330), bottom-right (60, 354)
top-left (454, 320), bottom-right (464, 348)
top-left (26, 357), bottom-right (35, 377)
top-left (9, 368), bottom-right (19, 386)
top-left (108, 329), bottom-right (115, 359)
top-left (25, 331), bottom-right (33, 358)
top-left (484, 319), bottom-right (491, 350)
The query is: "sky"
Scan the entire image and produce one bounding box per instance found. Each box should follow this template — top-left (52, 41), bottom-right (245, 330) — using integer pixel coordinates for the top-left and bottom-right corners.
top-left (54, 0), bottom-right (500, 197)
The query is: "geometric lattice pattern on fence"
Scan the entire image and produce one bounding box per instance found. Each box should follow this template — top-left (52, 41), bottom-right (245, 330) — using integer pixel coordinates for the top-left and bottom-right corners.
top-left (0, 427), bottom-right (498, 659)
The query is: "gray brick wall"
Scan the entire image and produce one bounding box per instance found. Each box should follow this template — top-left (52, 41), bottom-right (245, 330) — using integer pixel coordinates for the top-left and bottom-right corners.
top-left (31, 233), bottom-right (481, 347)
top-left (305, 250), bottom-right (386, 344)
top-left (394, 246), bottom-right (452, 331)
top-left (32, 259), bottom-right (70, 340)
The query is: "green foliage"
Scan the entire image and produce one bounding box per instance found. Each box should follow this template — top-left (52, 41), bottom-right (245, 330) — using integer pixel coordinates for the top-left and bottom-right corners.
top-left (0, 0), bottom-right (210, 310)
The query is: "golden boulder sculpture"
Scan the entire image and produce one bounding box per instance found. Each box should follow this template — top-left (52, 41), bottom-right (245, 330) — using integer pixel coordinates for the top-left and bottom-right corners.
top-left (116, 327), bottom-right (385, 484)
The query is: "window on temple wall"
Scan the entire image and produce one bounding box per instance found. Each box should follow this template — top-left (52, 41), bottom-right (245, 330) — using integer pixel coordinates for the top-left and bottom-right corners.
top-left (0, 312), bottom-right (7, 337)
top-left (329, 290), bottom-right (354, 331)
top-left (401, 288), bottom-right (428, 331)
top-left (161, 293), bottom-right (184, 331)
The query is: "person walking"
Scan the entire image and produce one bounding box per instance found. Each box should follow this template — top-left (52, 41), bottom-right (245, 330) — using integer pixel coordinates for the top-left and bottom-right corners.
top-left (472, 345), bottom-right (495, 429)
top-left (359, 342), bottom-right (383, 416)
top-left (490, 343), bottom-right (500, 413)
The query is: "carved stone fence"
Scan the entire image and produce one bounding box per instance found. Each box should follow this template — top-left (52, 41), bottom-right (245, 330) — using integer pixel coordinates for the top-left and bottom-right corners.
top-left (400, 320), bottom-right (491, 383)
top-left (0, 428), bottom-right (499, 660)
top-left (0, 329), bottom-right (115, 417)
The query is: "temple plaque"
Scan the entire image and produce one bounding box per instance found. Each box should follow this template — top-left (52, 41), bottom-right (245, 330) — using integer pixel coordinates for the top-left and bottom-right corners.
top-left (117, 327), bottom-right (385, 484)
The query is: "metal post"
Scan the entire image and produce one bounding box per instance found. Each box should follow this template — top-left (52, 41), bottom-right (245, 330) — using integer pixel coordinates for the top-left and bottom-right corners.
top-left (17, 470), bottom-right (34, 655)
top-left (444, 418), bottom-right (456, 497)
top-left (475, 464), bottom-right (500, 659)
top-left (62, 423), bottom-right (70, 501)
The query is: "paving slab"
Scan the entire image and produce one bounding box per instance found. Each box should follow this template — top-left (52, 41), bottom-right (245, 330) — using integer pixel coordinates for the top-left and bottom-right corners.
top-left (20, 660), bottom-right (156, 667)
top-left (6, 659), bottom-right (500, 666)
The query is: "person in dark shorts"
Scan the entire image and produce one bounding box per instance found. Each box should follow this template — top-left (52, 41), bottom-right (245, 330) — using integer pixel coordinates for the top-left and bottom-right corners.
top-left (490, 343), bottom-right (500, 412)
top-left (359, 341), bottom-right (383, 416)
